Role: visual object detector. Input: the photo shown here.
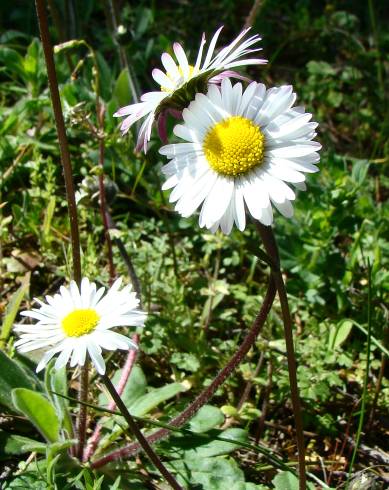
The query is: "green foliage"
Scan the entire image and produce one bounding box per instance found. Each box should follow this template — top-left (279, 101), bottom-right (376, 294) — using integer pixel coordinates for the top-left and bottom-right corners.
top-left (0, 0), bottom-right (388, 488)
top-left (12, 388), bottom-right (60, 443)
top-left (0, 273), bottom-right (30, 348)
top-left (0, 351), bottom-right (40, 410)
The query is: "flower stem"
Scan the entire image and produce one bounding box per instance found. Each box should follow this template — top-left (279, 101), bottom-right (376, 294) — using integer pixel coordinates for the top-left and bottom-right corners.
top-left (256, 223), bottom-right (306, 490)
top-left (83, 334), bottom-right (139, 461)
top-left (35, 0), bottom-right (87, 462)
top-left (35, 0), bottom-right (81, 285)
top-left (91, 276), bottom-right (276, 468)
top-left (100, 373), bottom-right (182, 490)
top-left (77, 362), bottom-right (89, 460)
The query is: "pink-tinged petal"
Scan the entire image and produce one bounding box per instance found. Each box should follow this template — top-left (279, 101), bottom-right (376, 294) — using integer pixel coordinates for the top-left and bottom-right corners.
top-left (152, 68), bottom-right (174, 90)
top-left (173, 42), bottom-right (190, 78)
top-left (209, 70), bottom-right (251, 85)
top-left (194, 33), bottom-right (206, 72)
top-left (161, 52), bottom-right (180, 79)
top-left (202, 26), bottom-right (224, 69)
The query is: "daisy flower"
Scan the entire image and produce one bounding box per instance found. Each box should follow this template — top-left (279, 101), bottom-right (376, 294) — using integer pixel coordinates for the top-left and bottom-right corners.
top-left (14, 278), bottom-right (146, 375)
top-left (114, 27), bottom-right (265, 152)
top-left (159, 79), bottom-right (321, 234)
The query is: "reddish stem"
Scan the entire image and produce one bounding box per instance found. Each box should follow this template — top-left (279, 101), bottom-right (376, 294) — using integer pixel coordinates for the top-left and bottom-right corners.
top-left (83, 334), bottom-right (139, 462)
top-left (90, 276), bottom-right (276, 469)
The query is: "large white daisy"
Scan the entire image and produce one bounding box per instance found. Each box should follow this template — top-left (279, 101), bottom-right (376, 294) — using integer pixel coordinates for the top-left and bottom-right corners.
top-left (159, 79), bottom-right (321, 234)
top-left (114, 27), bottom-right (265, 152)
top-left (14, 278), bottom-right (146, 374)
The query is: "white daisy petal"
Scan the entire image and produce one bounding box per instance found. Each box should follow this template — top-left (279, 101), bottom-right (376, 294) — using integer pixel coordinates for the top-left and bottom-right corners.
top-left (294, 181), bottom-right (307, 191)
top-left (14, 277), bottom-right (147, 374)
top-left (273, 199), bottom-right (294, 218)
top-left (233, 184), bottom-right (246, 231)
top-left (159, 80), bottom-right (320, 233)
top-left (114, 28), bottom-right (265, 152)
top-left (87, 341), bottom-right (106, 375)
top-left (202, 26), bottom-right (224, 69)
top-left (200, 177), bottom-right (234, 228)
top-left (161, 52), bottom-right (180, 79)
top-left (173, 42), bottom-right (190, 78)
top-left (55, 344), bottom-right (73, 370)
top-left (194, 33), bottom-right (206, 73)
top-left (152, 69), bottom-right (175, 90)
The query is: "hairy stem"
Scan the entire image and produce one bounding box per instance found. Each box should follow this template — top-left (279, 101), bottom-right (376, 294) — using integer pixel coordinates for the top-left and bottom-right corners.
top-left (35, 0), bottom-right (81, 285)
top-left (83, 334), bottom-right (139, 461)
top-left (91, 276), bottom-right (276, 469)
top-left (77, 363), bottom-right (89, 459)
top-left (101, 374), bottom-right (182, 490)
top-left (257, 223), bottom-right (306, 490)
top-left (244, 0), bottom-right (264, 29)
top-left (35, 0), bottom-right (86, 460)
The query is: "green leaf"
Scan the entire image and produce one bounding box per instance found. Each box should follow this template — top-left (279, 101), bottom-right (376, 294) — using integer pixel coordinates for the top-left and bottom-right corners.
top-left (169, 456), bottom-right (247, 490)
top-left (170, 352), bottom-right (200, 373)
top-left (328, 320), bottom-right (353, 349)
top-left (163, 427), bottom-right (248, 462)
top-left (272, 471), bottom-right (315, 490)
top-left (184, 428), bottom-right (248, 459)
top-left (351, 159), bottom-right (370, 185)
top-left (112, 69), bottom-right (132, 108)
top-left (0, 46), bottom-right (25, 79)
top-left (0, 350), bottom-right (36, 410)
top-left (307, 60), bottom-right (336, 76)
top-left (23, 39), bottom-right (39, 79)
top-left (42, 196), bottom-right (56, 241)
top-left (0, 431), bottom-right (46, 456)
top-left (188, 405), bottom-right (225, 433)
top-left (0, 272), bottom-right (30, 346)
top-left (95, 51), bottom-right (113, 101)
top-left (129, 382), bottom-right (186, 416)
top-left (99, 365), bottom-right (147, 408)
top-left (12, 388), bottom-right (60, 443)
top-left (45, 362), bottom-right (73, 436)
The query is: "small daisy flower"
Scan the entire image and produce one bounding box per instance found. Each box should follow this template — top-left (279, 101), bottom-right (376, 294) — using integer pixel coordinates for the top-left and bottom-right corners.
top-left (114, 27), bottom-right (265, 152)
top-left (159, 79), bottom-right (321, 234)
top-left (14, 278), bottom-right (146, 375)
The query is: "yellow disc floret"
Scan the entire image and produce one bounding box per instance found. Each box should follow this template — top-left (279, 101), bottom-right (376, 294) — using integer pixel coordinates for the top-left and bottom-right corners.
top-left (161, 65), bottom-right (195, 92)
top-left (203, 116), bottom-right (265, 177)
top-left (62, 309), bottom-right (100, 337)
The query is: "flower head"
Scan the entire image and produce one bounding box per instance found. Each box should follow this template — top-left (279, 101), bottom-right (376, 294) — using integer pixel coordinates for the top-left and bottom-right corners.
top-left (159, 79), bottom-right (321, 234)
top-left (114, 27), bottom-right (265, 152)
top-left (14, 278), bottom-right (146, 374)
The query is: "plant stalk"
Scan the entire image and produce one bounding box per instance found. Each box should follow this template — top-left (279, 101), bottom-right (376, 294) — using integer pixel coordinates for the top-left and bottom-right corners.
top-left (35, 0), bottom-right (81, 285)
top-left (91, 275), bottom-right (276, 468)
top-left (256, 223), bottom-right (306, 490)
top-left (35, 0), bottom-right (89, 461)
top-left (77, 362), bottom-right (89, 459)
top-left (100, 374), bottom-right (182, 490)
top-left (83, 334), bottom-right (139, 461)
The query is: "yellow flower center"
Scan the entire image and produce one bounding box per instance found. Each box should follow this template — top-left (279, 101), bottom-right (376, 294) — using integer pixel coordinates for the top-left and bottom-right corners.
top-left (161, 65), bottom-right (195, 92)
top-left (203, 116), bottom-right (265, 177)
top-left (61, 309), bottom-right (100, 337)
